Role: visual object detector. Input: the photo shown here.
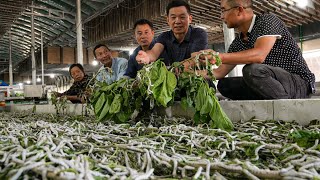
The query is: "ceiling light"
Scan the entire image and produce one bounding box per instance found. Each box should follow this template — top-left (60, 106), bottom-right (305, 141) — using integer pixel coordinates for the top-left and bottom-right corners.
top-left (194, 23), bottom-right (211, 30)
top-left (292, 0), bottom-right (314, 8)
top-left (50, 74), bottom-right (55, 78)
top-left (26, 80), bottom-right (31, 84)
top-left (37, 77), bottom-right (41, 82)
top-left (92, 60), bottom-right (99, 66)
top-left (296, 0), bottom-right (308, 8)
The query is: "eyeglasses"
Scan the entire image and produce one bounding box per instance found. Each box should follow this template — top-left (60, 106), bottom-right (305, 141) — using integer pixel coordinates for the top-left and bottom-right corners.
top-left (221, 6), bottom-right (242, 15)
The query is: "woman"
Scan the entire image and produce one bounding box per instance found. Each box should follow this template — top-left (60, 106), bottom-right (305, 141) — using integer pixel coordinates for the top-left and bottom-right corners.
top-left (54, 63), bottom-right (92, 104)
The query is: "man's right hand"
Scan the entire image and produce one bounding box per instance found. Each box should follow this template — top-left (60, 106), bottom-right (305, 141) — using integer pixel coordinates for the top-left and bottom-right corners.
top-left (194, 49), bottom-right (216, 64)
top-left (136, 50), bottom-right (151, 65)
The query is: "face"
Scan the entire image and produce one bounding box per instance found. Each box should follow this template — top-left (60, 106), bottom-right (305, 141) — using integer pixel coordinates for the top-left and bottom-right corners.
top-left (135, 24), bottom-right (154, 48)
top-left (70, 66), bottom-right (84, 82)
top-left (95, 46), bottom-right (112, 66)
top-left (220, 0), bottom-right (240, 28)
top-left (167, 6), bottom-right (192, 35)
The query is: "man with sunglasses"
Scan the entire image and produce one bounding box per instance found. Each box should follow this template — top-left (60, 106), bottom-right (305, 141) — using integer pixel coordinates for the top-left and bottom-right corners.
top-left (190, 0), bottom-right (315, 100)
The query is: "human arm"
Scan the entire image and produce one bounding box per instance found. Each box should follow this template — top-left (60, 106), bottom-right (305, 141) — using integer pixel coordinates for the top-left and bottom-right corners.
top-left (185, 64), bottom-right (236, 80)
top-left (218, 36), bottom-right (277, 64)
top-left (136, 43), bottom-right (164, 64)
top-left (95, 66), bottom-right (104, 82)
top-left (194, 35), bottom-right (277, 67)
top-left (185, 36), bottom-right (276, 80)
top-left (57, 82), bottom-right (87, 103)
top-left (52, 91), bottom-right (85, 104)
top-left (64, 95), bottom-right (86, 103)
top-left (199, 13), bottom-right (285, 65)
top-left (116, 58), bottom-right (129, 80)
top-left (124, 54), bottom-right (138, 78)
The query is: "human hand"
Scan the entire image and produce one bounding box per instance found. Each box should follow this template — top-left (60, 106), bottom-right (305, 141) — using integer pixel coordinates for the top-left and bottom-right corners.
top-left (80, 96), bottom-right (87, 104)
top-left (197, 49), bottom-right (218, 65)
top-left (191, 52), bottom-right (200, 58)
top-left (136, 50), bottom-right (151, 65)
top-left (83, 88), bottom-right (93, 97)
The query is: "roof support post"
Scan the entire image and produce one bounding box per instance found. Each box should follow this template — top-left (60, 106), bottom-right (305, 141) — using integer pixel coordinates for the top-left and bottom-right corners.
top-left (9, 32), bottom-right (13, 86)
top-left (31, 3), bottom-right (36, 85)
top-left (223, 23), bottom-right (238, 77)
top-left (41, 31), bottom-right (44, 86)
top-left (76, 0), bottom-right (83, 65)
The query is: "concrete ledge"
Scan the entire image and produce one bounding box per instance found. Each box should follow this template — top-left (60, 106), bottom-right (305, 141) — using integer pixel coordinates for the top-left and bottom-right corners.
top-left (274, 99), bottom-right (320, 125)
top-left (10, 103), bottom-right (91, 115)
top-left (6, 99), bottom-right (320, 126)
top-left (220, 100), bottom-right (274, 122)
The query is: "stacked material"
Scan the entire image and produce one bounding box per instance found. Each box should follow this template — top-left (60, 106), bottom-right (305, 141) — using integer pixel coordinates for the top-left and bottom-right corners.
top-left (0, 112), bottom-right (319, 179)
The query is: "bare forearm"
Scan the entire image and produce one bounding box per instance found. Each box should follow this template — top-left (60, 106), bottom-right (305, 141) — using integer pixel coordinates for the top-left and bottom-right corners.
top-left (221, 36), bottom-right (277, 64)
top-left (66, 95), bottom-right (81, 102)
top-left (220, 49), bottom-right (266, 64)
top-left (146, 50), bottom-right (159, 63)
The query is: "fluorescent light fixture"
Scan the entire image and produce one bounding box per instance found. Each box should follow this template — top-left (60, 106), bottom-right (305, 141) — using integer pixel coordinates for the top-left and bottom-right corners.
top-left (37, 77), bottom-right (41, 82)
top-left (194, 23), bottom-right (211, 30)
top-left (26, 80), bottom-right (31, 84)
top-left (292, 0), bottom-right (314, 9)
top-left (129, 49), bottom-right (134, 56)
top-left (61, 67), bottom-right (70, 71)
top-left (50, 74), bottom-right (55, 78)
top-left (296, 0), bottom-right (308, 8)
top-left (92, 60), bottom-right (99, 66)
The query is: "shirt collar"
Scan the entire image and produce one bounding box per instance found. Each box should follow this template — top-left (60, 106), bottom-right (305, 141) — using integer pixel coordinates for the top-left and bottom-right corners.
top-left (248, 14), bottom-right (257, 33)
top-left (149, 39), bottom-right (156, 49)
top-left (135, 39), bottom-right (156, 53)
top-left (139, 39), bottom-right (156, 50)
top-left (239, 14), bottom-right (256, 39)
top-left (103, 58), bottom-right (114, 69)
top-left (170, 25), bottom-right (192, 43)
top-left (74, 74), bottom-right (88, 84)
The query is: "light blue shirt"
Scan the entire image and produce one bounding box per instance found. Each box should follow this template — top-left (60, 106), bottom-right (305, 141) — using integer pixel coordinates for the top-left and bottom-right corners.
top-left (96, 57), bottom-right (128, 84)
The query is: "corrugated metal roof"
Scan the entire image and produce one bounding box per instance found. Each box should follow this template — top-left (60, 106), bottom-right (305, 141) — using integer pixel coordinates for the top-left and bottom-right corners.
top-left (0, 0), bottom-right (124, 72)
top-left (0, 0), bottom-right (319, 74)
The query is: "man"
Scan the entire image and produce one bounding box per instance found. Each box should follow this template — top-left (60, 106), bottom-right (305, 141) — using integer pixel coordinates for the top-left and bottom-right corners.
top-left (93, 44), bottom-right (128, 84)
top-left (125, 19), bottom-right (166, 78)
top-left (194, 0), bottom-right (315, 100)
top-left (136, 0), bottom-right (208, 66)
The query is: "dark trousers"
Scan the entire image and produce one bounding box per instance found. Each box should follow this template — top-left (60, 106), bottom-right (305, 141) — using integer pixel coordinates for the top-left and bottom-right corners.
top-left (217, 64), bottom-right (311, 100)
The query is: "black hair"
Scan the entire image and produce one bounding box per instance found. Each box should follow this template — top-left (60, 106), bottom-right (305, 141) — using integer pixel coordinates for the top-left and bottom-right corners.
top-left (166, 0), bottom-right (191, 15)
top-left (93, 44), bottom-right (110, 58)
top-left (69, 63), bottom-right (85, 75)
top-left (133, 19), bottom-right (154, 31)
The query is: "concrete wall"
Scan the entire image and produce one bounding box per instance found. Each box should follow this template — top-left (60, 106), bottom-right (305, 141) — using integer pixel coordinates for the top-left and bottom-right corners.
top-left (8, 99), bottom-right (320, 126)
